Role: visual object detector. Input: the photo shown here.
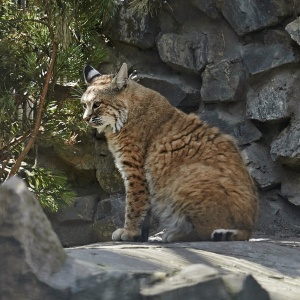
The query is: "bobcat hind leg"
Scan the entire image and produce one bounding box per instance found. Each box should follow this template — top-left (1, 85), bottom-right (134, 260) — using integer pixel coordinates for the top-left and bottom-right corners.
top-left (162, 229), bottom-right (200, 243)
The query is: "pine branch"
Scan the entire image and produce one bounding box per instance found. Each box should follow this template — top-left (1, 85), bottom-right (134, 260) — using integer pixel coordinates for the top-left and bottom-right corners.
top-left (0, 19), bottom-right (48, 26)
top-left (0, 130), bottom-right (31, 153)
top-left (6, 41), bottom-right (58, 179)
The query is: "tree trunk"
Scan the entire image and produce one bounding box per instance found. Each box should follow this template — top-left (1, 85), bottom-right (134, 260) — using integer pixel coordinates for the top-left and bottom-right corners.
top-left (6, 41), bottom-right (58, 179)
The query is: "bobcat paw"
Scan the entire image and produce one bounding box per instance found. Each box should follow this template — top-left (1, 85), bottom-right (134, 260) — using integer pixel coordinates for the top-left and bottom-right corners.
top-left (162, 231), bottom-right (181, 243)
top-left (112, 228), bottom-right (141, 241)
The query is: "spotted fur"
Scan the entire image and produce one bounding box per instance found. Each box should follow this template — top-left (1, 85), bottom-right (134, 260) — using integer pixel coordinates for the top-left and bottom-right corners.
top-left (81, 63), bottom-right (258, 242)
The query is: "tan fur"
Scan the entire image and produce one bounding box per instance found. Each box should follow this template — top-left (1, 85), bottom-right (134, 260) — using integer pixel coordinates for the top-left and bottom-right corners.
top-left (81, 64), bottom-right (258, 242)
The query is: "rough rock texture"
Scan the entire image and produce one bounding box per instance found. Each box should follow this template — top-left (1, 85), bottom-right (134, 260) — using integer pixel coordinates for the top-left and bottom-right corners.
top-left (270, 120), bottom-right (300, 166)
top-left (93, 194), bottom-right (126, 243)
top-left (102, 1), bottom-right (158, 49)
top-left (41, 0), bottom-right (300, 247)
top-left (199, 108), bottom-right (262, 145)
top-left (141, 264), bottom-right (269, 300)
top-left (285, 17), bottom-right (300, 46)
top-left (246, 73), bottom-right (291, 122)
top-left (201, 59), bottom-right (246, 103)
top-left (0, 177), bottom-right (67, 299)
top-left (68, 241), bottom-right (300, 300)
top-left (242, 43), bottom-right (297, 75)
top-left (281, 170), bottom-right (300, 206)
top-left (49, 195), bottom-right (100, 247)
top-left (1, 178), bottom-right (276, 300)
top-left (0, 177), bottom-right (140, 300)
top-left (216, 0), bottom-right (292, 36)
top-left (156, 32), bottom-right (208, 73)
top-left (243, 143), bottom-right (282, 190)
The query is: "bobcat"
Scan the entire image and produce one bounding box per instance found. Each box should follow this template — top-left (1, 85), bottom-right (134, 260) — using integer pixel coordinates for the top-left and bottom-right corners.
top-left (81, 63), bottom-right (258, 242)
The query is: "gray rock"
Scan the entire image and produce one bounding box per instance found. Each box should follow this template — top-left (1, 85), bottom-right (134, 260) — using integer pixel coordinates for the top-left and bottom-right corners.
top-left (49, 195), bottom-right (100, 247)
top-left (141, 264), bottom-right (230, 299)
top-left (262, 28), bottom-right (294, 46)
top-left (243, 143), bottom-right (282, 190)
top-left (54, 195), bottom-right (99, 223)
top-left (285, 17), bottom-right (300, 46)
top-left (0, 177), bottom-right (140, 300)
top-left (242, 43), bottom-right (296, 75)
top-left (56, 139), bottom-right (96, 170)
top-left (94, 139), bottom-right (124, 194)
top-left (199, 109), bottom-right (262, 145)
top-left (96, 167), bottom-right (124, 194)
top-left (69, 243), bottom-right (278, 300)
top-left (156, 32), bottom-right (208, 73)
top-left (137, 73), bottom-right (202, 111)
top-left (281, 170), bottom-right (300, 206)
top-left (216, 0), bottom-right (291, 36)
top-left (55, 134), bottom-right (124, 194)
top-left (190, 0), bottom-right (221, 19)
top-left (160, 0), bottom-right (202, 25)
top-left (138, 76), bottom-right (187, 107)
top-left (246, 74), bottom-right (291, 122)
top-left (0, 177), bottom-right (67, 300)
top-left (223, 274), bottom-right (270, 300)
top-left (270, 120), bottom-right (300, 166)
top-left (93, 194), bottom-right (126, 242)
top-left (256, 189), bottom-right (300, 237)
top-left (55, 222), bottom-right (94, 247)
top-left (141, 264), bottom-right (269, 300)
top-left (102, 2), bottom-right (158, 49)
top-left (201, 59), bottom-right (246, 103)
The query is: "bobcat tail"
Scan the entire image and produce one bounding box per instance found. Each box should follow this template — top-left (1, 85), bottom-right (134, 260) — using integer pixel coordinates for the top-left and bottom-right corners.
top-left (211, 229), bottom-right (251, 241)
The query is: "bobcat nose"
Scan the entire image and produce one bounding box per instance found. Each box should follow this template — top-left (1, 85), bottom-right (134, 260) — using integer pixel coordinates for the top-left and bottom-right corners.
top-left (83, 115), bottom-right (91, 122)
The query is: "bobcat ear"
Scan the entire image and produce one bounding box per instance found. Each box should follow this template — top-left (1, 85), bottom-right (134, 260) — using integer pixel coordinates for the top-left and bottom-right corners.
top-left (111, 63), bottom-right (128, 90)
top-left (83, 65), bottom-right (101, 84)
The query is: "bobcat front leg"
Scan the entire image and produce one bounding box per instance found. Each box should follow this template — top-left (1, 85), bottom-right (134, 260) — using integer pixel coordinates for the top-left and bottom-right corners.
top-left (112, 151), bottom-right (150, 242)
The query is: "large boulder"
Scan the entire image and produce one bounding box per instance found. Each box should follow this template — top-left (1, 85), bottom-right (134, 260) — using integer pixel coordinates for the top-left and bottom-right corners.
top-left (190, 0), bottom-right (221, 19)
top-left (286, 17), bottom-right (300, 46)
top-left (93, 194), bottom-right (126, 242)
top-left (246, 73), bottom-right (292, 122)
top-left (0, 177), bottom-right (67, 299)
top-left (53, 133), bottom-right (124, 194)
top-left (281, 170), bottom-right (300, 206)
top-left (141, 265), bottom-right (269, 300)
top-left (137, 73), bottom-right (202, 112)
top-left (0, 177), bottom-right (140, 300)
top-left (199, 109), bottom-right (262, 145)
top-left (49, 195), bottom-right (100, 247)
top-left (242, 43), bottom-right (297, 75)
top-left (201, 59), bottom-right (246, 103)
top-left (270, 119), bottom-right (300, 167)
top-left (216, 0), bottom-right (297, 36)
top-left (156, 32), bottom-right (208, 73)
top-left (102, 1), bottom-right (158, 49)
top-left (243, 143), bottom-right (282, 190)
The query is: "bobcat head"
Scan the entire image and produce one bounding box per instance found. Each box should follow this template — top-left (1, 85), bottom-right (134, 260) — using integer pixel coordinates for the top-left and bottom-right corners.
top-left (81, 64), bottom-right (128, 133)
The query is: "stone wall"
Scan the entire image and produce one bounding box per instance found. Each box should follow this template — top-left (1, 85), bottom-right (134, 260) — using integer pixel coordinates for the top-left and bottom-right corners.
top-left (49, 0), bottom-right (300, 246)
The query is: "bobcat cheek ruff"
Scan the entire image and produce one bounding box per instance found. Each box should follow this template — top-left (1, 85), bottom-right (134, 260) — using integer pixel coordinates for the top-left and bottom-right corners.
top-left (81, 63), bottom-right (258, 242)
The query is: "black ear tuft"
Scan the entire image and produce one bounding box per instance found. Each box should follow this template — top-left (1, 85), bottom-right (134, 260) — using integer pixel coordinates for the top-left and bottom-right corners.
top-left (83, 65), bottom-right (101, 84)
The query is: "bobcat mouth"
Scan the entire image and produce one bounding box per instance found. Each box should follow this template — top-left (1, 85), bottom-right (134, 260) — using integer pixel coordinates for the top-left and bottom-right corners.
top-left (89, 116), bottom-right (103, 126)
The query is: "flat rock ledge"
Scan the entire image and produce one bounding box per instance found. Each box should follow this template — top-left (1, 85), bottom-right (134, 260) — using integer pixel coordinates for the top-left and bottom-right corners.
top-left (67, 240), bottom-right (300, 300)
top-left (1, 177), bottom-right (299, 300)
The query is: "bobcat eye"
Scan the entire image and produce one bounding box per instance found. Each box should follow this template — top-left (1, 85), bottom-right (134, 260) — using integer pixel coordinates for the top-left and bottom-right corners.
top-left (93, 102), bottom-right (101, 109)
top-left (82, 103), bottom-right (87, 109)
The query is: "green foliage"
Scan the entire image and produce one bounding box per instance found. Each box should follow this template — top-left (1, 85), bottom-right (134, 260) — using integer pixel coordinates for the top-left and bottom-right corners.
top-left (24, 166), bottom-right (75, 212)
top-left (0, 0), bottom-right (117, 210)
